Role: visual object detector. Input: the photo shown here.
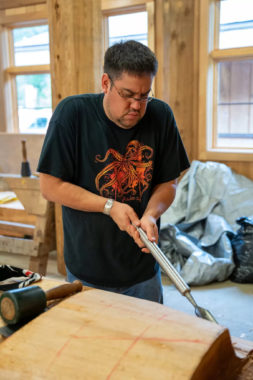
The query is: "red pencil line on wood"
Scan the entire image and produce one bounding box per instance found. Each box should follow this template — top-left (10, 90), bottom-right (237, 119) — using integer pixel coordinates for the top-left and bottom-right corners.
top-left (70, 334), bottom-right (208, 345)
top-left (105, 313), bottom-right (168, 380)
top-left (46, 302), bottom-right (114, 370)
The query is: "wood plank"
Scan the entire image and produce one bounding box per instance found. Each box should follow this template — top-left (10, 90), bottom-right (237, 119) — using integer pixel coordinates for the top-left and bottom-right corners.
top-left (0, 286), bottom-right (248, 379)
top-left (48, 0), bottom-right (102, 107)
top-left (0, 1), bottom-right (46, 11)
top-left (211, 47), bottom-right (253, 61)
top-left (0, 26), bottom-right (12, 133)
top-left (102, 0), bottom-right (152, 11)
top-left (30, 202), bottom-right (56, 274)
top-left (0, 237), bottom-right (37, 256)
top-left (0, 7), bottom-right (47, 27)
top-left (6, 64), bottom-right (50, 75)
top-left (0, 175), bottom-right (48, 216)
top-left (0, 220), bottom-right (34, 238)
top-left (55, 203), bottom-right (66, 276)
top-left (0, 207), bottom-right (36, 224)
top-left (0, 26), bottom-right (7, 132)
top-left (48, 0), bottom-right (103, 273)
top-left (0, 175), bottom-right (40, 191)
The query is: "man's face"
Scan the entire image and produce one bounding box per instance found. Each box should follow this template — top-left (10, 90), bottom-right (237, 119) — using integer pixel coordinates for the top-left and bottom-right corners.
top-left (102, 72), bottom-right (154, 129)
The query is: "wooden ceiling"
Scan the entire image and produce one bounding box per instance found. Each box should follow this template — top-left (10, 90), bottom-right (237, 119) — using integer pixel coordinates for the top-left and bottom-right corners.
top-left (0, 0), bottom-right (46, 10)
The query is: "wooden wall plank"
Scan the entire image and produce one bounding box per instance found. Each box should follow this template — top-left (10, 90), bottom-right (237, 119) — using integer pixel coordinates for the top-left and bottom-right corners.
top-left (47, 0), bottom-right (103, 275)
top-left (0, 5), bottom-right (47, 25)
top-left (48, 0), bottom-right (103, 108)
top-left (219, 160), bottom-right (253, 180)
top-left (0, 1), bottom-right (46, 11)
top-left (102, 0), bottom-right (152, 11)
top-left (155, 0), bottom-right (196, 161)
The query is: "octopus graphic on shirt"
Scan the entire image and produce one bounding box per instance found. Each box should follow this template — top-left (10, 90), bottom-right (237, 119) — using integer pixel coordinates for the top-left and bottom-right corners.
top-left (95, 140), bottom-right (153, 202)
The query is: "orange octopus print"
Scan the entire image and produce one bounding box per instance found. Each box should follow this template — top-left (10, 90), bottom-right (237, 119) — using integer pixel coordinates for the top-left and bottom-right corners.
top-left (95, 140), bottom-right (153, 202)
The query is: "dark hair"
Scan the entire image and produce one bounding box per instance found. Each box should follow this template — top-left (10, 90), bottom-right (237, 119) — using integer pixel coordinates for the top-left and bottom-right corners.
top-left (104, 40), bottom-right (158, 80)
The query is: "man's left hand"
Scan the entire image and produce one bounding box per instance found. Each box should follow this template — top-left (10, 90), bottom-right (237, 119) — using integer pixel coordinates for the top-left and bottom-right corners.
top-left (130, 215), bottom-right (158, 254)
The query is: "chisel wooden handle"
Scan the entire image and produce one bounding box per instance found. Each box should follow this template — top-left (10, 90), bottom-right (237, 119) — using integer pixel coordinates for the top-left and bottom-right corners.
top-left (45, 280), bottom-right (83, 301)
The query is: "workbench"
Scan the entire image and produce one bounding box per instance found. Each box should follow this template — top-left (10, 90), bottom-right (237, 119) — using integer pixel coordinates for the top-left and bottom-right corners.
top-left (0, 174), bottom-right (55, 275)
top-left (0, 278), bottom-right (252, 379)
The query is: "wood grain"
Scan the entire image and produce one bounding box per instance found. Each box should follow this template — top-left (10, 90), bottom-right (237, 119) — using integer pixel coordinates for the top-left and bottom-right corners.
top-left (0, 1), bottom-right (46, 11)
top-left (0, 281), bottom-right (251, 379)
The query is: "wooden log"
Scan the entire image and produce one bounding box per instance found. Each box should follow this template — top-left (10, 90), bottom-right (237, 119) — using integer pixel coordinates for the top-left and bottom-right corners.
top-left (0, 280), bottom-right (252, 379)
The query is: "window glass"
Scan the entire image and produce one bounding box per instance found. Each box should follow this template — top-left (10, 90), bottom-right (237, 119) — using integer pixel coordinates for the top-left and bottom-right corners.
top-left (16, 74), bottom-right (52, 133)
top-left (13, 25), bottom-right (50, 66)
top-left (216, 60), bottom-right (253, 148)
top-left (219, 0), bottom-right (253, 49)
top-left (108, 12), bottom-right (147, 46)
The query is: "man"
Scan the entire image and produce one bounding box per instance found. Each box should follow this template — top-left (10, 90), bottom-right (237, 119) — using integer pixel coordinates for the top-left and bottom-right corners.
top-left (38, 40), bottom-right (190, 303)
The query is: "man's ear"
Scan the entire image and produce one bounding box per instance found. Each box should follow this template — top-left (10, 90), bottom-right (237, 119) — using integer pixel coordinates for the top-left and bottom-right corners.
top-left (101, 73), bottom-right (110, 94)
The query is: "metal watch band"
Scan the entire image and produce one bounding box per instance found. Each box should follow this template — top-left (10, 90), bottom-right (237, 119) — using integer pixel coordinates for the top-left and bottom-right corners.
top-left (103, 199), bottom-right (114, 215)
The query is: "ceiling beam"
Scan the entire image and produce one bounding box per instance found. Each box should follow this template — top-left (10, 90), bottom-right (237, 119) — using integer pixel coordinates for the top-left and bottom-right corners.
top-left (0, 0), bottom-right (46, 11)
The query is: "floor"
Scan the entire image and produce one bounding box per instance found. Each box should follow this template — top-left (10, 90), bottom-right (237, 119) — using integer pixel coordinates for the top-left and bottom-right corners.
top-left (162, 275), bottom-right (253, 342)
top-left (46, 252), bottom-right (253, 342)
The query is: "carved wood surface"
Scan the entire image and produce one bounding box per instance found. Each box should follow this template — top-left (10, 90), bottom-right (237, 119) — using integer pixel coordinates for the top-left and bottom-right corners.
top-left (0, 279), bottom-right (251, 379)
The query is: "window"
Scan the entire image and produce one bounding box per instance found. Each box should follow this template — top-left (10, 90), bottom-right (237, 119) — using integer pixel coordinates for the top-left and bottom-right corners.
top-left (12, 25), bottom-right (52, 133)
top-left (13, 25), bottom-right (50, 66)
top-left (102, 1), bottom-right (154, 56)
top-left (108, 11), bottom-right (148, 47)
top-left (0, 5), bottom-right (51, 134)
top-left (198, 0), bottom-right (253, 159)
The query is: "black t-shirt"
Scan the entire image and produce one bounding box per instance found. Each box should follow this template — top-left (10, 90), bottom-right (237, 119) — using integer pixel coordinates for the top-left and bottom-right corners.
top-left (37, 93), bottom-right (190, 287)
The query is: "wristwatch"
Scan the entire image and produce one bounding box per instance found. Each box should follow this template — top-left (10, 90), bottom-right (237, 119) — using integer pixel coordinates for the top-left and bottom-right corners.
top-left (103, 199), bottom-right (114, 215)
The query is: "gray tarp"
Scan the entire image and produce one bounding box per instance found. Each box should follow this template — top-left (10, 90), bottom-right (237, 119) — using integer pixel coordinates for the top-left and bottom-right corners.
top-left (160, 160), bottom-right (253, 285)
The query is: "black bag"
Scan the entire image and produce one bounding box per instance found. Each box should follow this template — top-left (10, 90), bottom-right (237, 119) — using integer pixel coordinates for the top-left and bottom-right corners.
top-left (230, 217), bottom-right (253, 283)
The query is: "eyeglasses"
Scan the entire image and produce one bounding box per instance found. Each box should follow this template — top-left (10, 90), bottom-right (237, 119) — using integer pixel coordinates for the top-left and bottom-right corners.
top-left (108, 74), bottom-right (153, 104)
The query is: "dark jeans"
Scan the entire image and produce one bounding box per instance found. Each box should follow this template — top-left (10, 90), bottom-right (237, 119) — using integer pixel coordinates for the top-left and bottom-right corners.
top-left (66, 267), bottom-right (163, 304)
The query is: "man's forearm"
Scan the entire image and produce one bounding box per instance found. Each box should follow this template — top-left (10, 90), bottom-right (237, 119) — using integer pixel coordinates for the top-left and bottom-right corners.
top-left (39, 173), bottom-right (107, 213)
top-left (39, 173), bottom-right (141, 241)
top-left (143, 180), bottom-right (177, 221)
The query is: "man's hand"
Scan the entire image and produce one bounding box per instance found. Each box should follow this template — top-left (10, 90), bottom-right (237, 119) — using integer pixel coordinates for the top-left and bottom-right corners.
top-left (109, 202), bottom-right (156, 253)
top-left (109, 201), bottom-right (140, 233)
top-left (132, 214), bottom-right (158, 254)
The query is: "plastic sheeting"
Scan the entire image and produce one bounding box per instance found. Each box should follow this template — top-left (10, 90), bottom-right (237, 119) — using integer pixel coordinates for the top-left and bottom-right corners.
top-left (160, 160), bottom-right (253, 285)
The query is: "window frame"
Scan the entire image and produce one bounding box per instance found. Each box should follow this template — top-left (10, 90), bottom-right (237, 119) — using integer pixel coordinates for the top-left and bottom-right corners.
top-left (0, 4), bottom-right (50, 134)
top-left (198, 0), bottom-right (253, 162)
top-left (101, 0), bottom-right (155, 92)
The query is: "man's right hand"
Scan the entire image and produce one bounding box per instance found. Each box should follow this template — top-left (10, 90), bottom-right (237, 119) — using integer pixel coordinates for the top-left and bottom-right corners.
top-left (109, 201), bottom-right (140, 233)
top-left (109, 201), bottom-right (151, 253)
